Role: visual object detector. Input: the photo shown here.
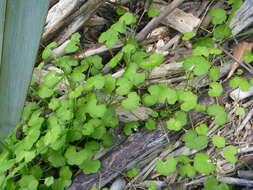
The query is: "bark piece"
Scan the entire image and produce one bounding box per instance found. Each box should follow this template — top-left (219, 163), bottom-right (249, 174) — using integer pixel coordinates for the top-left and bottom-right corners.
top-left (109, 178), bottom-right (126, 190)
top-left (44, 0), bottom-right (81, 41)
top-left (230, 0), bottom-right (253, 35)
top-left (230, 87), bottom-right (253, 101)
top-left (160, 8), bottom-right (200, 33)
top-left (136, 0), bottom-right (185, 41)
top-left (55, 0), bottom-right (107, 45)
top-left (116, 107), bottom-right (153, 123)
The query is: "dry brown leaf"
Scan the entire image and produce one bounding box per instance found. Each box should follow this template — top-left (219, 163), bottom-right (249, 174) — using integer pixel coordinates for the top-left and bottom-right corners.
top-left (225, 42), bottom-right (253, 80)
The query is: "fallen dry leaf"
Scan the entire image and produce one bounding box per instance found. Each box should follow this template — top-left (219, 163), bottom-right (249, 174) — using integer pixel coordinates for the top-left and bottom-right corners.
top-left (225, 42), bottom-right (253, 80)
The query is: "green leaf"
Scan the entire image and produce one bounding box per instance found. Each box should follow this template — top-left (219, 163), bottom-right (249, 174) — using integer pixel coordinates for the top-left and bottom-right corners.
top-left (123, 121), bottom-right (139, 135)
top-left (102, 132), bottom-right (113, 147)
top-left (218, 183), bottom-right (229, 190)
top-left (22, 127), bottom-right (41, 150)
top-left (83, 119), bottom-right (97, 135)
top-left (45, 176), bottom-right (54, 187)
top-left (139, 53), bottom-right (164, 70)
top-left (195, 104), bottom-right (206, 112)
top-left (91, 125), bottom-right (106, 140)
top-left (102, 107), bottom-right (119, 128)
top-left (158, 84), bottom-right (178, 105)
top-left (207, 104), bottom-right (227, 125)
top-left (115, 7), bottom-right (127, 15)
top-left (213, 24), bottom-right (231, 40)
top-left (193, 153), bottom-right (215, 175)
top-left (103, 74), bottom-right (116, 94)
top-left (183, 56), bottom-right (211, 76)
top-left (42, 42), bottom-right (57, 59)
top-left (209, 67), bottom-right (220, 81)
top-left (166, 111), bottom-right (187, 131)
top-left (80, 159), bottom-right (101, 174)
top-left (54, 56), bottom-right (78, 74)
top-left (123, 63), bottom-right (145, 86)
top-left (236, 69), bottom-right (244, 75)
top-left (83, 75), bottom-right (105, 91)
top-left (178, 90), bottom-right (197, 111)
top-left (43, 70), bottom-right (62, 88)
top-left (229, 77), bottom-right (251, 92)
top-left (37, 85), bottom-right (54, 98)
top-left (204, 177), bottom-right (229, 190)
top-left (108, 52), bottom-right (123, 68)
top-left (116, 77), bottom-right (133, 95)
top-left (212, 136), bottom-right (225, 148)
top-left (179, 164), bottom-right (196, 178)
top-left (64, 41), bottom-right (79, 53)
top-left (85, 94), bottom-right (107, 118)
top-left (209, 8), bottom-right (227, 24)
top-left (147, 8), bottom-right (160, 17)
top-left (60, 166), bottom-right (72, 179)
top-left (223, 145), bottom-right (238, 163)
top-left (193, 37), bottom-right (214, 48)
top-left (195, 124), bottom-right (209, 135)
top-left (31, 165), bottom-right (42, 179)
top-left (70, 70), bottom-right (85, 82)
top-left (235, 107), bottom-right (245, 116)
top-left (177, 155), bottom-right (190, 164)
top-left (98, 29), bottom-right (119, 48)
top-left (121, 92), bottom-right (140, 110)
top-left (143, 84), bottom-right (178, 106)
top-left (227, 0), bottom-right (243, 24)
top-left (48, 98), bottom-right (61, 111)
top-left (122, 44), bottom-right (136, 54)
top-left (146, 181), bottom-right (157, 190)
top-left (64, 146), bottom-right (91, 166)
top-left (243, 50), bottom-right (253, 63)
top-left (119, 12), bottom-right (136, 25)
top-left (111, 22), bottom-right (126, 33)
top-left (71, 32), bottom-right (81, 43)
top-left (85, 141), bottom-right (100, 151)
top-left (204, 177), bottom-right (218, 190)
top-left (52, 178), bottom-right (71, 190)
top-left (156, 157), bottom-right (177, 176)
top-left (47, 150), bottom-right (66, 168)
top-left (21, 102), bottom-right (38, 121)
top-left (69, 85), bottom-right (84, 99)
top-left (127, 168), bottom-right (139, 178)
top-left (193, 46), bottom-right (209, 57)
top-left (56, 106), bottom-right (74, 122)
top-left (210, 48), bottom-right (222, 55)
top-left (182, 32), bottom-right (195, 41)
top-left (208, 82), bottom-right (223, 97)
top-left (142, 93), bottom-right (157, 107)
top-left (145, 119), bottom-right (156, 130)
top-left (18, 175), bottom-right (39, 190)
top-left (182, 130), bottom-right (208, 151)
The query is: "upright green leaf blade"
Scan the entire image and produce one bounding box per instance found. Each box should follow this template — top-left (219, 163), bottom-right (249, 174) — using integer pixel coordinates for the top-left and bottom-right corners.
top-left (0, 0), bottom-right (50, 139)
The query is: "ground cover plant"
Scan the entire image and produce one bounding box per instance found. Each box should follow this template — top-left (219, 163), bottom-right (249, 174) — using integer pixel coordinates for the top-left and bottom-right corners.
top-left (1, 1), bottom-right (253, 189)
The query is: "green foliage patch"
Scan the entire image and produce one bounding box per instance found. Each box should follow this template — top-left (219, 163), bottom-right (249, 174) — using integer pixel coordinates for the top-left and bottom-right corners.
top-left (0, 6), bottom-right (249, 189)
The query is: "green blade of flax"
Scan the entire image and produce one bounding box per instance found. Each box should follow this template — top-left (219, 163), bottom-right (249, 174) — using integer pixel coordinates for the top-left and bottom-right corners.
top-left (0, 0), bottom-right (49, 140)
top-left (0, 0), bottom-right (7, 65)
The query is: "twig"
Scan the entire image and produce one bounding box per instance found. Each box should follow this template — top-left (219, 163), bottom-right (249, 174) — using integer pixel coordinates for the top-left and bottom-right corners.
top-left (136, 0), bottom-right (185, 42)
top-left (218, 177), bottom-right (253, 187)
top-left (237, 107), bottom-right (253, 133)
top-left (221, 47), bottom-right (253, 75)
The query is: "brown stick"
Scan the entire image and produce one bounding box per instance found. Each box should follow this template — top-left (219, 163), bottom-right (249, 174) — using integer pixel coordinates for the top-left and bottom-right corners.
top-left (136, 0), bottom-right (185, 42)
top-left (42, 0), bottom-right (107, 44)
